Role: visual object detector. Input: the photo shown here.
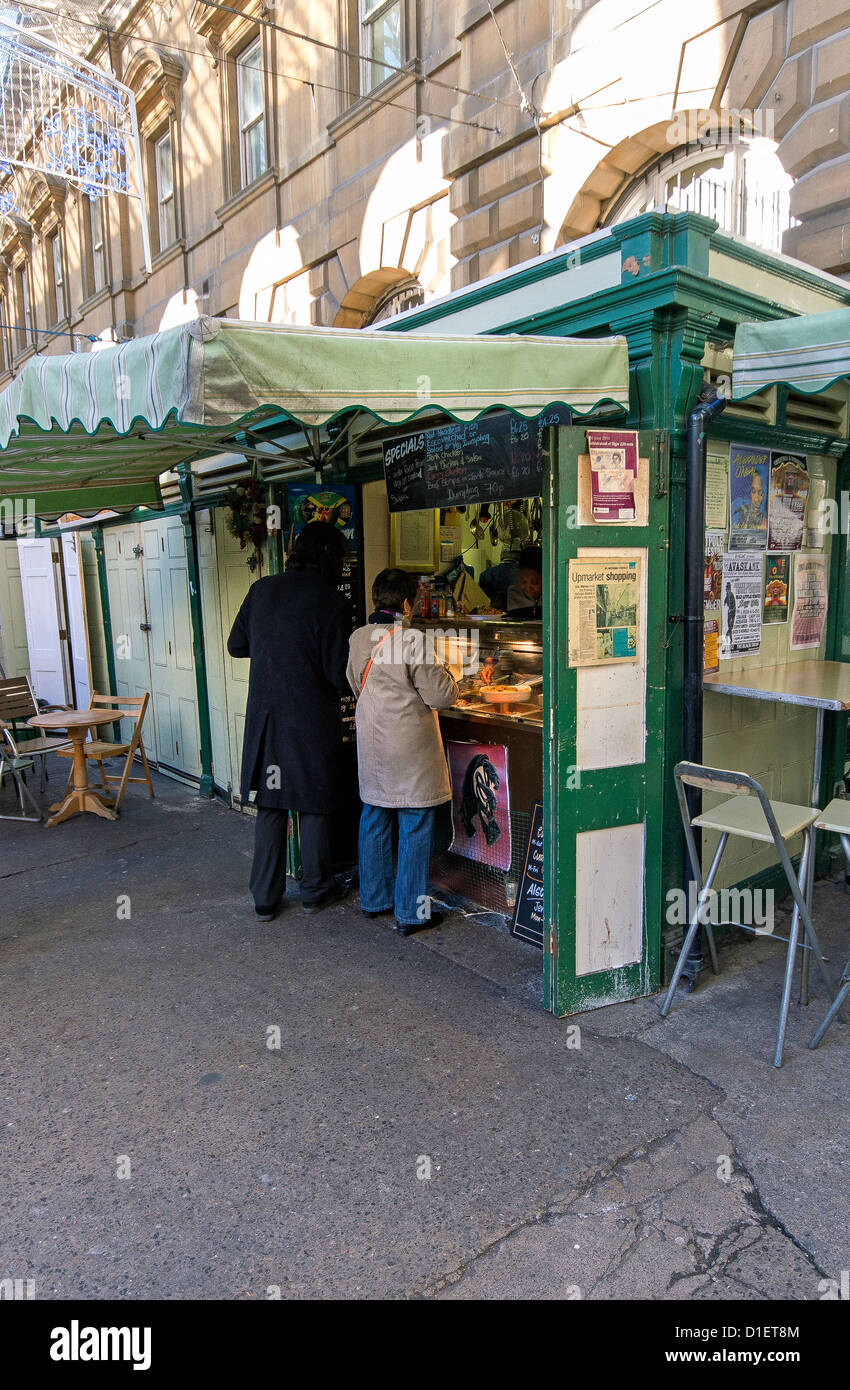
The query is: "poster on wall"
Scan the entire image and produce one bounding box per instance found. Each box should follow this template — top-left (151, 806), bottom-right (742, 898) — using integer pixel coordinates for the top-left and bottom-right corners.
top-left (729, 444), bottom-right (770, 551)
top-left (705, 452), bottom-right (729, 530)
top-left (703, 618), bottom-right (720, 675)
top-left (790, 554), bottom-right (828, 651)
top-left (704, 530), bottom-right (725, 611)
top-left (763, 554), bottom-right (790, 625)
top-left (768, 453), bottom-right (809, 552)
top-left (567, 555), bottom-right (641, 667)
top-left (586, 429), bottom-right (639, 522)
top-left (720, 552), bottom-right (763, 659)
top-left (806, 476), bottom-right (829, 549)
top-left (447, 742), bottom-right (511, 871)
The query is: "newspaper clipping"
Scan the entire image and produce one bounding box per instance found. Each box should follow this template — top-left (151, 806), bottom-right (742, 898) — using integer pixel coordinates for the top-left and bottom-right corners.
top-left (790, 553), bottom-right (828, 651)
top-left (567, 556), bottom-right (641, 667)
top-left (720, 552), bottom-right (763, 659)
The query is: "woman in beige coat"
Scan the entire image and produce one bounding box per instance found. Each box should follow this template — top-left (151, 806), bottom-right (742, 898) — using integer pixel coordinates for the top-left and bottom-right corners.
top-left (347, 568), bottom-right (458, 934)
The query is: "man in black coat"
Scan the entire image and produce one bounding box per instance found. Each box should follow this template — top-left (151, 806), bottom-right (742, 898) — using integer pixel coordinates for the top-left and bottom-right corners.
top-left (227, 520), bottom-right (352, 919)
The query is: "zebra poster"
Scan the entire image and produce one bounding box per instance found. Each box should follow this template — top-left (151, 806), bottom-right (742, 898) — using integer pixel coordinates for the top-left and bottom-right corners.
top-left (447, 742), bottom-right (511, 871)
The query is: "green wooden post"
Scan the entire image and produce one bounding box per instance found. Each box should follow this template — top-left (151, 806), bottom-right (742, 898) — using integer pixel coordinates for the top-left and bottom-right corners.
top-left (91, 523), bottom-right (122, 739)
top-left (178, 471), bottom-right (214, 798)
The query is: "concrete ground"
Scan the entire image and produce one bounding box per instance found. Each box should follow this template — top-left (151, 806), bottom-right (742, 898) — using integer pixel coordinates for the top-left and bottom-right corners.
top-left (1, 759), bottom-right (848, 1301)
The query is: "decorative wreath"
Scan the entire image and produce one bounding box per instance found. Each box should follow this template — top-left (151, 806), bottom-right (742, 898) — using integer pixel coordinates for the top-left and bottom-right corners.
top-left (224, 479), bottom-right (268, 571)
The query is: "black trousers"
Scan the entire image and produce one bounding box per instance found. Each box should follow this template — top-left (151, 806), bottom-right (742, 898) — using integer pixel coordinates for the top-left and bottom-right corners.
top-left (249, 807), bottom-right (336, 909)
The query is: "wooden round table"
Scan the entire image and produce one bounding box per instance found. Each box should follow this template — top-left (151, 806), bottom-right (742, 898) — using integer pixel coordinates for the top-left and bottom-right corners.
top-left (27, 710), bottom-right (123, 828)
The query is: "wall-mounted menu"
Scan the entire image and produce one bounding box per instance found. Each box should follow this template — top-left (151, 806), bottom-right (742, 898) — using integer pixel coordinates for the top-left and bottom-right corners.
top-left (382, 406), bottom-right (569, 513)
top-left (511, 801), bottom-right (544, 948)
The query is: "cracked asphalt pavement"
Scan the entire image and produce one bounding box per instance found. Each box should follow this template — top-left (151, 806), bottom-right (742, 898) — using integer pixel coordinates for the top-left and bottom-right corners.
top-left (1, 763), bottom-right (848, 1299)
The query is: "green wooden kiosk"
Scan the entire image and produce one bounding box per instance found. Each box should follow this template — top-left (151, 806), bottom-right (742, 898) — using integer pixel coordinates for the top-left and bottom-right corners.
top-left (379, 210), bottom-right (850, 1017)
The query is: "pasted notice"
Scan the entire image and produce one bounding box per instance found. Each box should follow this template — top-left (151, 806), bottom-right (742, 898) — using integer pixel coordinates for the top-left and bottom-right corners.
top-left (703, 618), bottom-right (719, 675)
top-left (705, 453), bottom-right (729, 530)
top-left (790, 553), bottom-right (828, 651)
top-left (763, 554), bottom-right (790, 625)
top-left (511, 802), bottom-right (544, 949)
top-left (720, 552), bottom-right (763, 659)
top-left (768, 452), bottom-right (808, 552)
top-left (567, 556), bottom-right (641, 667)
top-left (586, 429), bottom-right (639, 522)
top-left (704, 530), bottom-right (725, 612)
top-left (729, 443), bottom-right (770, 551)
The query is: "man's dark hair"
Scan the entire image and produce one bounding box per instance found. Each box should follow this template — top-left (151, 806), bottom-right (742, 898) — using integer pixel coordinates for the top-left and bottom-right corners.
top-left (288, 520), bottom-right (348, 583)
top-left (371, 567), bottom-right (418, 613)
top-left (517, 546), bottom-right (542, 574)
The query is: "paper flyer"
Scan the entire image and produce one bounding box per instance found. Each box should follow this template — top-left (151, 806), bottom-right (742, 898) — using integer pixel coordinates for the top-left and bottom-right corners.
top-left (705, 453), bottom-right (729, 530)
top-left (720, 552), bottom-right (763, 659)
top-left (703, 618), bottom-right (720, 674)
top-left (790, 554), bottom-right (828, 651)
top-left (567, 556), bottom-right (641, 667)
top-left (768, 452), bottom-right (809, 552)
top-left (586, 429), bottom-right (639, 522)
top-left (805, 476), bottom-right (829, 549)
top-left (763, 554), bottom-right (790, 625)
top-left (729, 443), bottom-right (770, 552)
top-left (704, 530), bottom-right (725, 612)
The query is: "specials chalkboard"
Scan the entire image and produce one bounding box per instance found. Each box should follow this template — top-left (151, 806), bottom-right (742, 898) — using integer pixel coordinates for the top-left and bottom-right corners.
top-left (511, 801), bottom-right (544, 948)
top-left (382, 407), bottom-right (569, 513)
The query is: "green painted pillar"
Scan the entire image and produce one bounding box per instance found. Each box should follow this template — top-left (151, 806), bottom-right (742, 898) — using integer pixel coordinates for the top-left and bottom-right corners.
top-left (178, 472), bottom-right (214, 798)
top-left (92, 523), bottom-right (121, 739)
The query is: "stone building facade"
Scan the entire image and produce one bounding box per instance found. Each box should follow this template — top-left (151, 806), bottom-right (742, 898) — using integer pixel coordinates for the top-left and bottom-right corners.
top-left (1, 0), bottom-right (849, 378)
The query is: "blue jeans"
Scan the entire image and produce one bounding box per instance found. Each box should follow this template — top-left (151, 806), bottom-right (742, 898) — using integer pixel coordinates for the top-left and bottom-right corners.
top-left (358, 804), bottom-right (437, 925)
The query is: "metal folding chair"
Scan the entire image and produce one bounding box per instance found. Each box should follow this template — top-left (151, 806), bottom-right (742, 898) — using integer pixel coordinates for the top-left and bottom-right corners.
top-left (808, 798), bottom-right (850, 1051)
top-left (0, 718), bottom-right (43, 822)
top-left (661, 761), bottom-right (838, 1067)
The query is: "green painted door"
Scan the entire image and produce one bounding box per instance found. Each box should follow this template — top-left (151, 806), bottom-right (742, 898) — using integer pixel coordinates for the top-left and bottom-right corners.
top-left (544, 428), bottom-right (669, 1015)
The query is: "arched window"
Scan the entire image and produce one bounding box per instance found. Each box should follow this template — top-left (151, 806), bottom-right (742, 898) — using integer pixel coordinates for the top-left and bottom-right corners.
top-left (363, 276), bottom-right (424, 326)
top-left (605, 138), bottom-right (795, 255)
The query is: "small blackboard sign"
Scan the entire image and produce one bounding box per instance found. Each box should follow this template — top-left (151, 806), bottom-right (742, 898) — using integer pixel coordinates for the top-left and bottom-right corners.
top-left (511, 801), bottom-right (545, 948)
top-left (382, 406), bottom-right (569, 513)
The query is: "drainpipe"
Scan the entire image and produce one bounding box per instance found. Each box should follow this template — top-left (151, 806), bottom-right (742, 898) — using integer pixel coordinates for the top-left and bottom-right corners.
top-left (680, 389), bottom-right (726, 988)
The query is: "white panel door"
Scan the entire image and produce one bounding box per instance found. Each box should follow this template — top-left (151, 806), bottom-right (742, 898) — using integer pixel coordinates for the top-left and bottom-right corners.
top-left (17, 538), bottom-right (69, 705)
top-left (139, 516), bottom-right (202, 778)
top-left (104, 523), bottom-right (159, 759)
top-left (196, 509), bottom-right (232, 795)
top-left (60, 532), bottom-right (93, 708)
top-left (214, 508), bottom-right (256, 800)
top-left (0, 539), bottom-right (30, 677)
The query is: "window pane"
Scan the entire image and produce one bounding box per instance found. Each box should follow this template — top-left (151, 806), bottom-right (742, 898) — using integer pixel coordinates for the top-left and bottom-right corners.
top-left (238, 43), bottom-right (264, 124)
top-left (89, 198), bottom-right (106, 293)
top-left (365, 2), bottom-right (401, 89)
top-left (243, 118), bottom-right (266, 186)
top-left (156, 133), bottom-right (173, 201)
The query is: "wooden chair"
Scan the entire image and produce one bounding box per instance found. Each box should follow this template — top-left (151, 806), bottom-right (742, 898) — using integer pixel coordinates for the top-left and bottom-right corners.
top-left (57, 691), bottom-right (154, 812)
top-left (0, 675), bottom-right (72, 792)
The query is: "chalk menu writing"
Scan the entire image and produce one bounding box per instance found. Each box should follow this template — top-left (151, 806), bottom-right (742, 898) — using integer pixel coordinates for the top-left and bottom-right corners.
top-left (511, 801), bottom-right (544, 949)
top-left (382, 406), bottom-right (569, 513)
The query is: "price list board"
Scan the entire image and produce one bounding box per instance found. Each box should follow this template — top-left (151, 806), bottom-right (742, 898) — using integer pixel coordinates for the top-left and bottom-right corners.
top-left (511, 802), bottom-right (545, 948)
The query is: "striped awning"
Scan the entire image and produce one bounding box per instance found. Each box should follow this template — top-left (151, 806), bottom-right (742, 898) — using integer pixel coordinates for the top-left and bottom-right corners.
top-left (733, 306), bottom-right (850, 399)
top-left (0, 316), bottom-right (630, 517)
